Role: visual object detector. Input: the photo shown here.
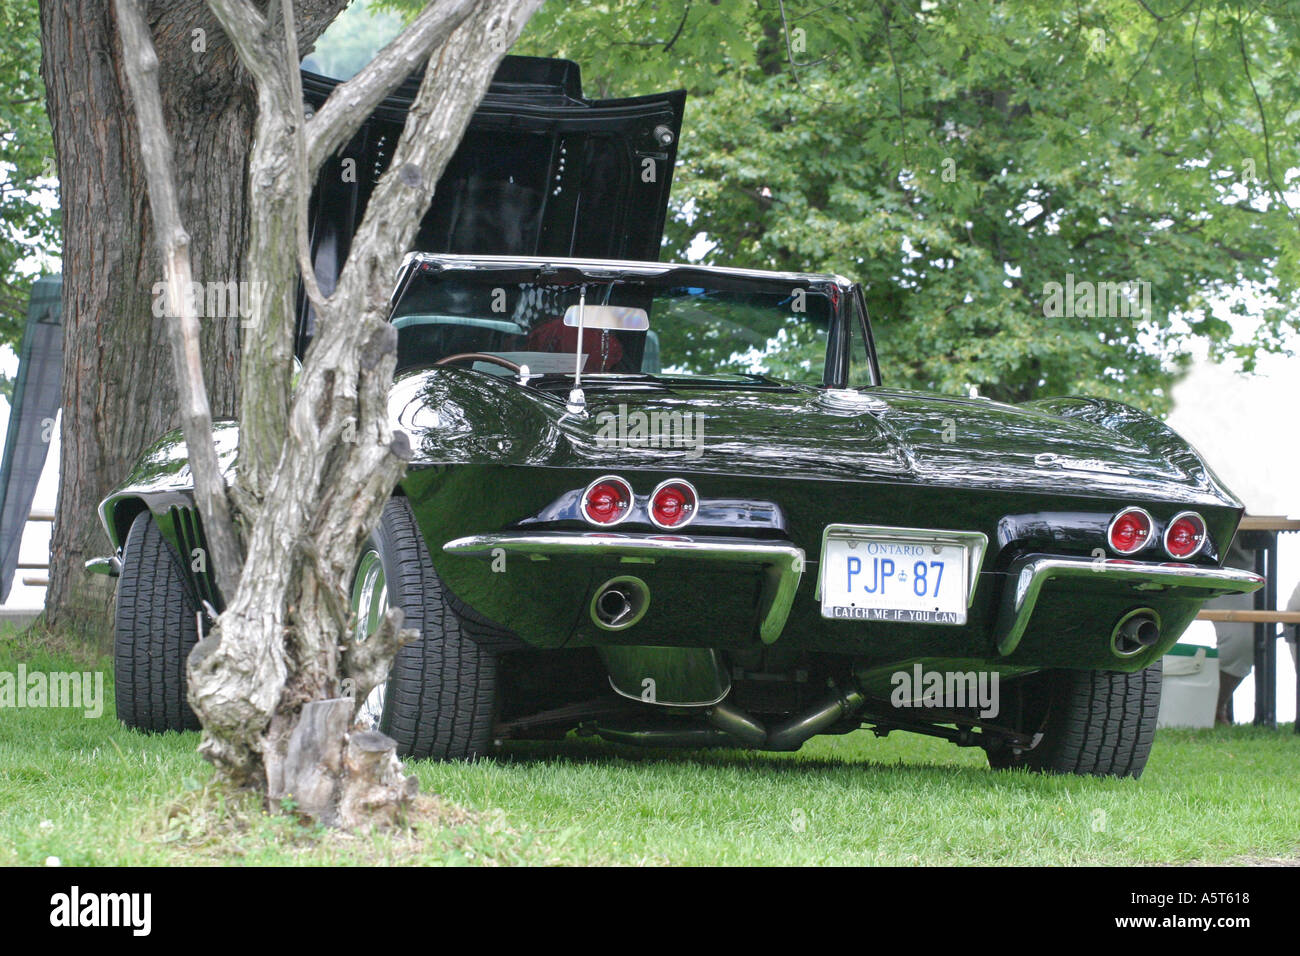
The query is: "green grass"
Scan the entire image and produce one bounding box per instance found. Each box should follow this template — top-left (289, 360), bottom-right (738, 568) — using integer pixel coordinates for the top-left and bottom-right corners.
top-left (2, 631), bottom-right (1297, 865)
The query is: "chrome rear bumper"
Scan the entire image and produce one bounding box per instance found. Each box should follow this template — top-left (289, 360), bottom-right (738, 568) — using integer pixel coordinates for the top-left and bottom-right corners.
top-left (442, 532), bottom-right (805, 643)
top-left (995, 555), bottom-right (1264, 656)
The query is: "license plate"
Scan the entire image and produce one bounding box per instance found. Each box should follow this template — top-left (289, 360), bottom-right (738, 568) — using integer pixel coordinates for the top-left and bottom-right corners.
top-left (820, 533), bottom-right (970, 625)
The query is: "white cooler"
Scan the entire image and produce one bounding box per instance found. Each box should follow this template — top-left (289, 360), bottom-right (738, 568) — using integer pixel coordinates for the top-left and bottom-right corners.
top-left (1156, 634), bottom-right (1220, 729)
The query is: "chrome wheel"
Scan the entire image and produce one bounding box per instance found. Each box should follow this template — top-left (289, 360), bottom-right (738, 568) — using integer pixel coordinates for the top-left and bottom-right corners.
top-left (350, 548), bottom-right (389, 729)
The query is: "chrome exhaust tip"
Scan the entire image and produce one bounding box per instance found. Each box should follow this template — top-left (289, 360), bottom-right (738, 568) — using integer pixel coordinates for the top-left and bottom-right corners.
top-left (590, 575), bottom-right (650, 630)
top-left (1111, 608), bottom-right (1161, 657)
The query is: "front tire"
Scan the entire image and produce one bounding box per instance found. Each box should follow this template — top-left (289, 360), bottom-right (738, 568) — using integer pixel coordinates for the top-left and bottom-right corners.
top-left (354, 498), bottom-right (497, 760)
top-left (114, 511), bottom-right (201, 732)
top-left (987, 661), bottom-right (1163, 778)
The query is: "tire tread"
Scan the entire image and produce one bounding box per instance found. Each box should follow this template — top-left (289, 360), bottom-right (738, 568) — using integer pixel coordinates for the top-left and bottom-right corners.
top-left (991, 661), bottom-right (1163, 778)
top-left (114, 512), bottom-right (200, 732)
top-left (377, 498), bottom-right (496, 760)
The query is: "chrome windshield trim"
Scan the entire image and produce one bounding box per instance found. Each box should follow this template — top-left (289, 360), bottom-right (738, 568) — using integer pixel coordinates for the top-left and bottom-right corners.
top-left (995, 555), bottom-right (1264, 656)
top-left (402, 252), bottom-right (856, 290)
top-left (443, 532), bottom-right (805, 644)
top-left (814, 523), bottom-right (988, 607)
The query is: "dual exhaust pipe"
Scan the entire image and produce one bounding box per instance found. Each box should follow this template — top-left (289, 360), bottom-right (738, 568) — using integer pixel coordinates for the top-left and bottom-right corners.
top-left (591, 576), bottom-right (650, 631)
top-left (1111, 608), bottom-right (1161, 657)
top-left (706, 681), bottom-right (866, 751)
top-left (588, 572), bottom-right (867, 750)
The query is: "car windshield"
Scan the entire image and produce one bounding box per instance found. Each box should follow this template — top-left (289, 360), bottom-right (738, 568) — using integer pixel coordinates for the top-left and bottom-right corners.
top-left (390, 269), bottom-right (836, 384)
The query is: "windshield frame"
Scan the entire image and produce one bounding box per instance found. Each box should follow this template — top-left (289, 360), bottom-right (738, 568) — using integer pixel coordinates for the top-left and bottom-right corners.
top-left (386, 256), bottom-right (879, 389)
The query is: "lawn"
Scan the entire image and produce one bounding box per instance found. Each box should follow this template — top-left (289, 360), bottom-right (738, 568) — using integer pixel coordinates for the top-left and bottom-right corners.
top-left (1, 630), bottom-right (1297, 866)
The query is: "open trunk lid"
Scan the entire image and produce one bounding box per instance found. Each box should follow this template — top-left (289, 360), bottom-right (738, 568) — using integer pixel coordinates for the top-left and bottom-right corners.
top-left (299, 56), bottom-right (685, 351)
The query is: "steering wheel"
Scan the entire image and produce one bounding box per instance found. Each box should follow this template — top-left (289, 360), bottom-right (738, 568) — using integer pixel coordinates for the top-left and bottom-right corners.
top-left (433, 352), bottom-right (524, 374)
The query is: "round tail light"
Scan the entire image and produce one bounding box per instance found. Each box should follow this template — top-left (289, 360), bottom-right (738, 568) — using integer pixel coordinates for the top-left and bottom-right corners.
top-left (1164, 511), bottom-right (1207, 559)
top-left (582, 476), bottom-right (633, 526)
top-left (1108, 507), bottom-right (1154, 555)
top-left (649, 479), bottom-right (698, 530)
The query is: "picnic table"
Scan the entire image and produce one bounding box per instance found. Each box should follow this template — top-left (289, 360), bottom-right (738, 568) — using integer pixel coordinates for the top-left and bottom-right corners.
top-left (1195, 515), bottom-right (1300, 731)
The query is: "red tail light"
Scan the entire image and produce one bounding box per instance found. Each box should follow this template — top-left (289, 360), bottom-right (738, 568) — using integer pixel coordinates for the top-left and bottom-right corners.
top-left (1164, 512), bottom-right (1207, 559)
top-left (644, 478), bottom-right (696, 530)
top-left (1108, 507), bottom-right (1154, 555)
top-left (649, 479), bottom-right (698, 530)
top-left (582, 476), bottom-right (633, 526)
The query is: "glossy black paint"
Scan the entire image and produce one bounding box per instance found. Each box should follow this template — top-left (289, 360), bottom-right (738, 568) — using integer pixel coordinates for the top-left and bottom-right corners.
top-left (99, 313), bottom-right (1246, 676)
top-left (399, 462), bottom-right (1238, 669)
top-left (390, 362), bottom-right (1238, 510)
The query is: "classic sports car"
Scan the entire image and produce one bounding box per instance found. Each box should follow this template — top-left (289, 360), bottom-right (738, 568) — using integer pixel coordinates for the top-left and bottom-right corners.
top-left (97, 57), bottom-right (1261, 778)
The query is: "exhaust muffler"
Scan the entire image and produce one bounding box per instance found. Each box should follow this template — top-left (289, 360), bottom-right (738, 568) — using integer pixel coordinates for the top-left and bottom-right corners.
top-left (705, 680), bottom-right (867, 751)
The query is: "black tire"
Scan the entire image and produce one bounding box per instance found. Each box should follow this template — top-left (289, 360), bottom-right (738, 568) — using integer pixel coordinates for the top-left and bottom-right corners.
top-left (114, 511), bottom-right (201, 732)
top-left (367, 497), bottom-right (497, 760)
top-left (986, 660), bottom-right (1163, 778)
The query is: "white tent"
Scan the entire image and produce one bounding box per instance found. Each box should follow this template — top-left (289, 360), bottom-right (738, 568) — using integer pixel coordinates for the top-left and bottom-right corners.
top-left (1166, 353), bottom-right (1300, 518)
top-left (1166, 352), bottom-right (1298, 723)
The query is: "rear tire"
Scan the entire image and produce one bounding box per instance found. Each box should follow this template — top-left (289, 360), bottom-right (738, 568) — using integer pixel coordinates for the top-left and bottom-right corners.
top-left (361, 498), bottom-right (497, 760)
top-left (114, 511), bottom-right (201, 732)
top-left (987, 661), bottom-right (1162, 778)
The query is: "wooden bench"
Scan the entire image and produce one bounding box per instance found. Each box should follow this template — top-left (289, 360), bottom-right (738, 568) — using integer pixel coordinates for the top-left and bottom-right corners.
top-left (1196, 600), bottom-right (1299, 733)
top-left (1197, 610), bottom-right (1300, 625)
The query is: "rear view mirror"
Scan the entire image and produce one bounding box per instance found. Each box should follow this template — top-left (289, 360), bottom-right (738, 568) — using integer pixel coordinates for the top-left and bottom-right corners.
top-left (563, 304), bottom-right (649, 331)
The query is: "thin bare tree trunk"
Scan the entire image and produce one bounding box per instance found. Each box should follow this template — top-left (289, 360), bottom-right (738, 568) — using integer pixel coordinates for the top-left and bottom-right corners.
top-left (39, 0), bottom-right (346, 643)
top-left (114, 0), bottom-right (542, 824)
top-left (113, 0), bottom-right (243, 599)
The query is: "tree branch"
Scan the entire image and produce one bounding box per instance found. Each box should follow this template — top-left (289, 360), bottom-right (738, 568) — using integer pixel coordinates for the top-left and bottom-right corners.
top-left (113, 0), bottom-right (244, 598)
top-left (662, 1), bottom-right (691, 53)
top-left (873, 0), bottom-right (909, 154)
top-left (204, 0), bottom-right (277, 77)
top-left (329, 0), bottom-right (544, 317)
top-left (1235, 16), bottom-right (1296, 219)
top-left (304, 0), bottom-right (481, 172)
top-left (281, 0), bottom-right (328, 315)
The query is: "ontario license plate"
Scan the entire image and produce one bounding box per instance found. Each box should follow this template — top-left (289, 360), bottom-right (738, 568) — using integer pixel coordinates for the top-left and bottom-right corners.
top-left (820, 533), bottom-right (970, 625)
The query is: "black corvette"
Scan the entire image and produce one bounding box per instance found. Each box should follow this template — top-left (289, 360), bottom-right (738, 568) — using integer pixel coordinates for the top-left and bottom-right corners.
top-left (94, 57), bottom-right (1260, 777)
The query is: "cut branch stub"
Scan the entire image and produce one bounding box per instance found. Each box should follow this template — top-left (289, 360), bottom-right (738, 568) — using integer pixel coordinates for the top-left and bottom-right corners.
top-left (342, 605), bottom-right (417, 722)
top-left (272, 696), bottom-right (351, 822)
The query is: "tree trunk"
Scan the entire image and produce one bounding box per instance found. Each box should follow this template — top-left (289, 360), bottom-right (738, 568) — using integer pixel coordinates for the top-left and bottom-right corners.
top-left (175, 0), bottom-right (541, 824)
top-left (39, 0), bottom-right (344, 645)
top-left (103, 0), bottom-right (541, 825)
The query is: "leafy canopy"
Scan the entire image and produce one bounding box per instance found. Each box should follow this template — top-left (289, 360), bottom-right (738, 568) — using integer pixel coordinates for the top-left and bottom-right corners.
top-left (0, 0), bottom-right (59, 353)
top-left (333, 1), bottom-right (1300, 412)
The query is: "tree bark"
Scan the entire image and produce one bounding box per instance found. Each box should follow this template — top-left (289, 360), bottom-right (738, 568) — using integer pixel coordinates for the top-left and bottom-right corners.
top-left (178, 0), bottom-right (541, 823)
top-left (113, 0), bottom-right (244, 598)
top-left (106, 0), bottom-right (541, 823)
top-left (39, 0), bottom-right (345, 644)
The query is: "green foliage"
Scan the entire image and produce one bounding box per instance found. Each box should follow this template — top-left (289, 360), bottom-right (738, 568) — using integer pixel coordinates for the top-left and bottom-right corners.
top-left (303, 0), bottom-right (405, 79)
top-left (325, 1), bottom-right (1300, 412)
top-left (0, 0), bottom-right (59, 351)
top-left (5, 0), bottom-right (1297, 407)
top-left (527, 0), bottom-right (1300, 412)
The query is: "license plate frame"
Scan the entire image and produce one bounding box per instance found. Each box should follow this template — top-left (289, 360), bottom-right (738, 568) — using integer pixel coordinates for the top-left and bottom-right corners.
top-left (816, 524), bottom-right (988, 626)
